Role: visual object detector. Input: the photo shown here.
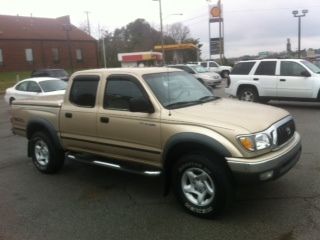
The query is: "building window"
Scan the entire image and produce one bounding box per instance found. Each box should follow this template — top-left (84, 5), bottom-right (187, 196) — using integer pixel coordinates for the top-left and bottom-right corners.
top-left (0, 49), bottom-right (3, 66)
top-left (76, 49), bottom-right (83, 62)
top-left (25, 48), bottom-right (34, 63)
top-left (52, 48), bottom-right (59, 63)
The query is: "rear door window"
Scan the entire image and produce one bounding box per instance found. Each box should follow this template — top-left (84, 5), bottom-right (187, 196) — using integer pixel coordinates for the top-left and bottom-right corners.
top-left (27, 81), bottom-right (42, 92)
top-left (254, 61), bottom-right (277, 75)
top-left (15, 81), bottom-right (29, 91)
top-left (231, 62), bottom-right (256, 75)
top-left (69, 75), bottom-right (100, 108)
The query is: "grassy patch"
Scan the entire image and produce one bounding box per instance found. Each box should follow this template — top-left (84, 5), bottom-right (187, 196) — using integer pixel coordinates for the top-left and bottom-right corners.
top-left (0, 71), bottom-right (31, 93)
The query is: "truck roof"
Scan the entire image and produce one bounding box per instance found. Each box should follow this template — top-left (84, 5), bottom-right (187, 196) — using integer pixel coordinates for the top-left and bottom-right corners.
top-left (74, 67), bottom-right (182, 76)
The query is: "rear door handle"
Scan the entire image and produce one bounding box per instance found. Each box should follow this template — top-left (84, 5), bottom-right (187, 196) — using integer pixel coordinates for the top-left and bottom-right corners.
top-left (253, 78), bottom-right (259, 81)
top-left (280, 79), bottom-right (286, 82)
top-left (65, 113), bottom-right (72, 118)
top-left (100, 117), bottom-right (109, 123)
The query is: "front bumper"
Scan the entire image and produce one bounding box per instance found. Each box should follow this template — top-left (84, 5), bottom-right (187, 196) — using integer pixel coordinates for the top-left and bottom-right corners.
top-left (226, 132), bottom-right (301, 183)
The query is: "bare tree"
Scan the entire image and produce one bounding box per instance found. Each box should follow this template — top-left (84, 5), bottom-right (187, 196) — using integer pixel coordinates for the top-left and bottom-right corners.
top-left (167, 23), bottom-right (190, 43)
top-left (78, 21), bottom-right (89, 34)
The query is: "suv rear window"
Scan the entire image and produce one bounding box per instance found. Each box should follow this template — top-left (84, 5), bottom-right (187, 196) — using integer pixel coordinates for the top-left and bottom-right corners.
top-left (254, 61), bottom-right (276, 75)
top-left (231, 62), bottom-right (255, 75)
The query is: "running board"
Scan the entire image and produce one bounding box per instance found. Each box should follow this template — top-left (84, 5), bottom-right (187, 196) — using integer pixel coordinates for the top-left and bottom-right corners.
top-left (66, 152), bottom-right (162, 177)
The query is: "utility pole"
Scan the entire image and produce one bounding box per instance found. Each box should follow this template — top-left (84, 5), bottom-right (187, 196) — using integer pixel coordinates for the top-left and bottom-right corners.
top-left (153, 0), bottom-right (164, 65)
top-left (85, 11), bottom-right (91, 35)
top-left (63, 24), bottom-right (73, 72)
top-left (292, 9), bottom-right (308, 58)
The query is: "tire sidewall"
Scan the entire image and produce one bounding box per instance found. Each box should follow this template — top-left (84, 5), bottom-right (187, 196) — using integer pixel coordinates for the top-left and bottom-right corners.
top-left (173, 154), bottom-right (231, 218)
top-left (30, 132), bottom-right (64, 173)
top-left (238, 87), bottom-right (258, 102)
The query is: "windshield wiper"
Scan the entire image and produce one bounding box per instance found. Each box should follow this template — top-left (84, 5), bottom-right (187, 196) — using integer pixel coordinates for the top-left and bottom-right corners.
top-left (198, 95), bottom-right (219, 102)
top-left (165, 100), bottom-right (200, 109)
top-left (165, 96), bottom-right (218, 109)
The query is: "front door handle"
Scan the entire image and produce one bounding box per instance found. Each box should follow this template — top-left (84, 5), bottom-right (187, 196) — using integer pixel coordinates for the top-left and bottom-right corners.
top-left (100, 117), bottom-right (109, 123)
top-left (280, 79), bottom-right (286, 82)
top-left (65, 112), bottom-right (72, 118)
top-left (253, 78), bottom-right (259, 81)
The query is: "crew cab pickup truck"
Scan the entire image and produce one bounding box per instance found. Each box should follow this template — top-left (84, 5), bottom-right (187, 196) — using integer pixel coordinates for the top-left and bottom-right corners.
top-left (11, 67), bottom-right (302, 218)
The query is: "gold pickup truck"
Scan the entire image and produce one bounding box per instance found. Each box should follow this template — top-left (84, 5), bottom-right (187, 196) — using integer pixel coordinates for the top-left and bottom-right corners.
top-left (10, 67), bottom-right (301, 218)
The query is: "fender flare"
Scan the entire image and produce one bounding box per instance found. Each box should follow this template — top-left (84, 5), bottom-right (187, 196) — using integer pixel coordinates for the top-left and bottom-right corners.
top-left (26, 119), bottom-right (63, 157)
top-left (162, 132), bottom-right (232, 195)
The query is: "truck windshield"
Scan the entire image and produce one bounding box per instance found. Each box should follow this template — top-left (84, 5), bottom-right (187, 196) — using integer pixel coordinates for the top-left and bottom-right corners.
top-left (143, 71), bottom-right (217, 109)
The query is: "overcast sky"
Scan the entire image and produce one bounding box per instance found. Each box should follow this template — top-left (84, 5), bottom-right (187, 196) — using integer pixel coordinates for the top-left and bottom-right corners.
top-left (2, 0), bottom-right (320, 58)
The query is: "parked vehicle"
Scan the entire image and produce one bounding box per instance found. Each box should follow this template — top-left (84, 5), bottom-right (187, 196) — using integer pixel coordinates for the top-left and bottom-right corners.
top-left (31, 69), bottom-right (69, 81)
top-left (199, 60), bottom-right (232, 78)
top-left (4, 77), bottom-right (67, 104)
top-left (168, 64), bottom-right (222, 87)
top-left (225, 59), bottom-right (320, 103)
top-left (10, 67), bottom-right (301, 218)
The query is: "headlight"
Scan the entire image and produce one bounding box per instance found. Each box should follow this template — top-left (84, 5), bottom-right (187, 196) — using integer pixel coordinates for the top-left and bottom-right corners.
top-left (238, 133), bottom-right (271, 152)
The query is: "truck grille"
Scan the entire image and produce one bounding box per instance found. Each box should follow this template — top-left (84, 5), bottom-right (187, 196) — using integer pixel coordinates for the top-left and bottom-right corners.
top-left (277, 119), bottom-right (295, 146)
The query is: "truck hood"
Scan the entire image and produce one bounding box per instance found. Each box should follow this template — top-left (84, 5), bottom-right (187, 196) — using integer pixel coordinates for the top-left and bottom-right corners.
top-left (169, 98), bottom-right (289, 133)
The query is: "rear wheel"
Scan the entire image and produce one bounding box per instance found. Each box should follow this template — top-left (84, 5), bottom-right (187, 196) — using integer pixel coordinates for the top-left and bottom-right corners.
top-left (237, 87), bottom-right (259, 102)
top-left (30, 132), bottom-right (64, 173)
top-left (172, 153), bottom-right (233, 218)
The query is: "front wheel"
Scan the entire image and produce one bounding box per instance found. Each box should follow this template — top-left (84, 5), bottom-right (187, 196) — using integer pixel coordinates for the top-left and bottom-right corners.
top-left (172, 153), bottom-right (233, 218)
top-left (30, 132), bottom-right (64, 173)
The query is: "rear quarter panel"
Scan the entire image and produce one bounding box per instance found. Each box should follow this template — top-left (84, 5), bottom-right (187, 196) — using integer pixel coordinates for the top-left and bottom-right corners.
top-left (11, 101), bottom-right (62, 138)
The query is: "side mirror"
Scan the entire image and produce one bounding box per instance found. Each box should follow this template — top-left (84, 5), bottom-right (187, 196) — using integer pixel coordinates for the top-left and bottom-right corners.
top-left (301, 70), bottom-right (311, 77)
top-left (129, 97), bottom-right (154, 113)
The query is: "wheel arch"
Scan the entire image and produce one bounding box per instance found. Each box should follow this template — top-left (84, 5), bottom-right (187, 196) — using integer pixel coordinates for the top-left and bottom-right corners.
top-left (236, 84), bottom-right (260, 96)
top-left (162, 133), bottom-right (233, 195)
top-left (26, 119), bottom-right (63, 157)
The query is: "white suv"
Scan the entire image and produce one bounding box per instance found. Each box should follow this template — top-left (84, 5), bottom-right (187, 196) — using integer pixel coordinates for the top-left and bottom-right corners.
top-left (225, 59), bottom-right (320, 103)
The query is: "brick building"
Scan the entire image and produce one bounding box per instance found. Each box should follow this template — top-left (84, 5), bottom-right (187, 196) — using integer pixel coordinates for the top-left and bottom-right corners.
top-left (0, 14), bottom-right (98, 72)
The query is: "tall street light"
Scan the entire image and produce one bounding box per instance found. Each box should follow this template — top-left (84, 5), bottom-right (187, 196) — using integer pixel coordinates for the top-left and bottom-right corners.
top-left (292, 9), bottom-right (308, 58)
top-left (153, 0), bottom-right (164, 64)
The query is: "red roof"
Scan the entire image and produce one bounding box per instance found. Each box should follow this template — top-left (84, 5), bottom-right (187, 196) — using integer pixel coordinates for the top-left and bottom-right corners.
top-left (0, 14), bottom-right (96, 41)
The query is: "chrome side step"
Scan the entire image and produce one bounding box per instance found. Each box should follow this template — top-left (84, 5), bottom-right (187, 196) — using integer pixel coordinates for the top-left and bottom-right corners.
top-left (66, 153), bottom-right (162, 177)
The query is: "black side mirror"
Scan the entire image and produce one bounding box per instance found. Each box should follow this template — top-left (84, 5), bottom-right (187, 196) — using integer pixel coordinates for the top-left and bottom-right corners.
top-left (301, 70), bottom-right (311, 77)
top-left (129, 97), bottom-right (154, 113)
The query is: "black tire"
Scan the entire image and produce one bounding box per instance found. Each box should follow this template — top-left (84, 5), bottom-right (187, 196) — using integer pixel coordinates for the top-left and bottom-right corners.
top-left (30, 132), bottom-right (64, 174)
top-left (237, 86), bottom-right (259, 102)
top-left (220, 70), bottom-right (229, 78)
top-left (172, 153), bottom-right (233, 218)
top-left (9, 97), bottom-right (15, 105)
